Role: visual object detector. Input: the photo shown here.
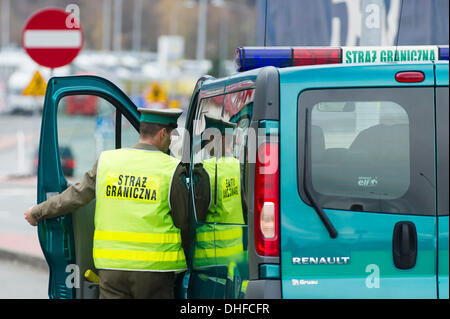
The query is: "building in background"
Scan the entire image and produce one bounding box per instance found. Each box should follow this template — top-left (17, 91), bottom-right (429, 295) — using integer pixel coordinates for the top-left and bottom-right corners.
top-left (256, 0), bottom-right (449, 46)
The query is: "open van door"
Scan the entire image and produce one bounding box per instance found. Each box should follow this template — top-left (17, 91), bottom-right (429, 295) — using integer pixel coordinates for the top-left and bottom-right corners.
top-left (36, 76), bottom-right (140, 299)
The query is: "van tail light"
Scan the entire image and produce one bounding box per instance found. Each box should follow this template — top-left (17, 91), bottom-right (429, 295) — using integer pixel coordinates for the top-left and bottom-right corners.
top-left (254, 142), bottom-right (280, 257)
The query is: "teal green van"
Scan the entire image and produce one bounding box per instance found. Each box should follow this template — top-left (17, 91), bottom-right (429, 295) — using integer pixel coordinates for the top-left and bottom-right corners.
top-left (36, 46), bottom-right (449, 299)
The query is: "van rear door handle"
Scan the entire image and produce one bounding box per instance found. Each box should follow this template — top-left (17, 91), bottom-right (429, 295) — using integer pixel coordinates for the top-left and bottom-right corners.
top-left (392, 221), bottom-right (417, 269)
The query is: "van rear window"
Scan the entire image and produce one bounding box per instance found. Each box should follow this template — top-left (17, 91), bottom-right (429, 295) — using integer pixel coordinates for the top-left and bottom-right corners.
top-left (298, 87), bottom-right (435, 216)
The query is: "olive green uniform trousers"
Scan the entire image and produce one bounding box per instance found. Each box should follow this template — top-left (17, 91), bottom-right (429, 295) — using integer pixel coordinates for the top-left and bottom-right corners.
top-left (98, 269), bottom-right (175, 299)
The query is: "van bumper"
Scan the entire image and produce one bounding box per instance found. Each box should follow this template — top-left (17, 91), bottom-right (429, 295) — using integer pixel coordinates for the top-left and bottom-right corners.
top-left (245, 280), bottom-right (281, 299)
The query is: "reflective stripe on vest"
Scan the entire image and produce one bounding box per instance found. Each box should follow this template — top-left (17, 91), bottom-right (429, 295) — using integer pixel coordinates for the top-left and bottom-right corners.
top-left (193, 224), bottom-right (216, 268)
top-left (94, 148), bottom-right (186, 271)
top-left (194, 224), bottom-right (245, 269)
top-left (194, 226), bottom-right (243, 258)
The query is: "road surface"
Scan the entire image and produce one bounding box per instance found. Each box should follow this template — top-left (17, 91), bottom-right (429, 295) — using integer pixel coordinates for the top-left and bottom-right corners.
top-left (0, 258), bottom-right (48, 299)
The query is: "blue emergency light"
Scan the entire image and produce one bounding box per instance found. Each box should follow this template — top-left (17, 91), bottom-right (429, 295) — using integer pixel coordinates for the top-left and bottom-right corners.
top-left (234, 47), bottom-right (293, 71)
top-left (235, 45), bottom-right (449, 72)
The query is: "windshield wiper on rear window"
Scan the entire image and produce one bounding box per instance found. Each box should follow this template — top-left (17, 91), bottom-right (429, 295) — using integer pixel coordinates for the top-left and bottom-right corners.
top-left (303, 109), bottom-right (338, 239)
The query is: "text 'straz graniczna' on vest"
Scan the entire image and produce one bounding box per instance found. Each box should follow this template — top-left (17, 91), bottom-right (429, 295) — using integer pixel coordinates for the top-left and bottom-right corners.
top-left (104, 172), bottom-right (160, 203)
top-left (222, 176), bottom-right (239, 200)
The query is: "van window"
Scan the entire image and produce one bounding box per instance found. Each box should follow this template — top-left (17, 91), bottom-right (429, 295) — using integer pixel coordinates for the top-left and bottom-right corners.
top-left (298, 87), bottom-right (435, 215)
top-left (57, 95), bottom-right (139, 180)
top-left (191, 89), bottom-right (254, 224)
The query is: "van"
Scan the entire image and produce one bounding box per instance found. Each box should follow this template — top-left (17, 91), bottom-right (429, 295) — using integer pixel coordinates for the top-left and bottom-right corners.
top-left (36, 45), bottom-right (448, 299)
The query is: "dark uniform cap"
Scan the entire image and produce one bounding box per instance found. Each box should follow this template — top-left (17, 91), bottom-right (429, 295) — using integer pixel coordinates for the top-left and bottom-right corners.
top-left (138, 108), bottom-right (183, 128)
top-left (204, 115), bottom-right (236, 134)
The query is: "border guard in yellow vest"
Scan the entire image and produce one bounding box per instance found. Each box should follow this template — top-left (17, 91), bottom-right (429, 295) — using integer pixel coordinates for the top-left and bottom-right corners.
top-left (25, 108), bottom-right (189, 299)
top-left (193, 115), bottom-right (246, 268)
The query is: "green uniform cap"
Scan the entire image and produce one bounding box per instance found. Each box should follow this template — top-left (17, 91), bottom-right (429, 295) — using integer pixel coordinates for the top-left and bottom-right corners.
top-left (138, 108), bottom-right (183, 127)
top-left (204, 115), bottom-right (236, 134)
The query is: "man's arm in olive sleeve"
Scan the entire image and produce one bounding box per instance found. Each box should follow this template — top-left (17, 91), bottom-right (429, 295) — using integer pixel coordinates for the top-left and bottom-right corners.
top-left (192, 163), bottom-right (211, 223)
top-left (31, 160), bottom-right (98, 221)
top-left (170, 163), bottom-right (190, 252)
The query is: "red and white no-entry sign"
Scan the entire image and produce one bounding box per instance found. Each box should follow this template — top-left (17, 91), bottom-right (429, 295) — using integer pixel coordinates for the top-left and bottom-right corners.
top-left (22, 8), bottom-right (84, 69)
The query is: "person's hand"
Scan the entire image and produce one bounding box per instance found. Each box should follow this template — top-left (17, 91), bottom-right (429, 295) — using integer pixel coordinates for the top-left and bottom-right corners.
top-left (24, 206), bottom-right (38, 226)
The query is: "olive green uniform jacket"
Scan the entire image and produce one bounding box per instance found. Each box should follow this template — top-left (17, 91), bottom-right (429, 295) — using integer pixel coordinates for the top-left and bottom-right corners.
top-left (31, 142), bottom-right (189, 299)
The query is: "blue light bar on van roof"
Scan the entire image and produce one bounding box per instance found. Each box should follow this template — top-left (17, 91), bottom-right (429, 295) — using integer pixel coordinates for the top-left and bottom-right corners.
top-left (235, 45), bottom-right (450, 72)
top-left (235, 47), bottom-right (341, 72)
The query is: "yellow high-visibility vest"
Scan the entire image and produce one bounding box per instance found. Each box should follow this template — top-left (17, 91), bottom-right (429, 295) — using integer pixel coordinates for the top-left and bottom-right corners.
top-left (194, 157), bottom-right (244, 266)
top-left (93, 148), bottom-right (186, 272)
